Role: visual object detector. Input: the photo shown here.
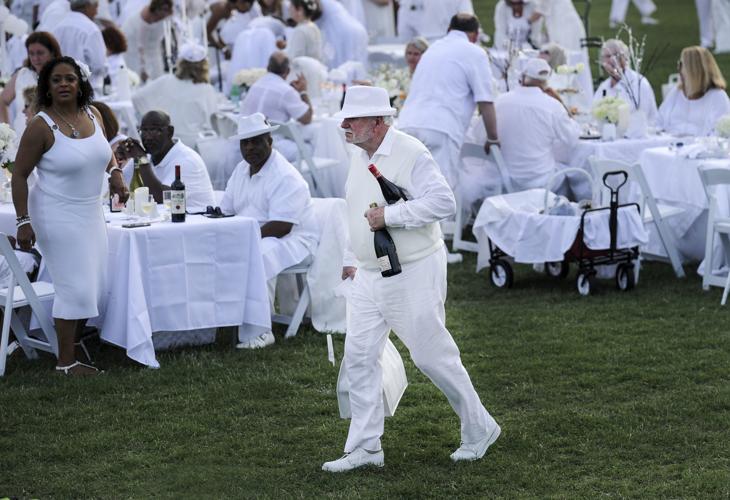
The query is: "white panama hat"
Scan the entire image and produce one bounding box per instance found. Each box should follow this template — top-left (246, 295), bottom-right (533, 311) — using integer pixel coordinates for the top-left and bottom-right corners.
top-left (233, 112), bottom-right (279, 140)
top-left (334, 85), bottom-right (397, 119)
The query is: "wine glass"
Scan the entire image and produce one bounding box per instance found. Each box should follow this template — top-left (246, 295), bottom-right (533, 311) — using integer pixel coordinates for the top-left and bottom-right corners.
top-left (162, 190), bottom-right (172, 219)
top-left (141, 195), bottom-right (155, 220)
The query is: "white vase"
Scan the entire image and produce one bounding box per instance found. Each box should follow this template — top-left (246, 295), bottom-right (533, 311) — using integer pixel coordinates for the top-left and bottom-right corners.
top-left (601, 122), bottom-right (617, 141)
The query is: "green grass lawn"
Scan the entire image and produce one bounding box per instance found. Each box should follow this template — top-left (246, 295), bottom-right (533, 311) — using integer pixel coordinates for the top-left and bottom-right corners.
top-left (2, 2), bottom-right (730, 498)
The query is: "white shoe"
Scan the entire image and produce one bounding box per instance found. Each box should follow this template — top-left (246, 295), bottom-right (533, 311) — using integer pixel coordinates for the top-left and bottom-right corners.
top-left (640, 16), bottom-right (659, 25)
top-left (236, 331), bottom-right (275, 350)
top-left (322, 448), bottom-right (384, 472)
top-left (446, 252), bottom-right (463, 264)
top-left (450, 423), bottom-right (501, 462)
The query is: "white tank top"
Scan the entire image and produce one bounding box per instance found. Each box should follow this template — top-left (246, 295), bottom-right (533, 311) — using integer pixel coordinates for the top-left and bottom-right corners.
top-left (35, 109), bottom-right (112, 204)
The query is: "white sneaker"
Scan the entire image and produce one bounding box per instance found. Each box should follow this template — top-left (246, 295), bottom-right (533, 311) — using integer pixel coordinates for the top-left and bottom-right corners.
top-left (236, 331), bottom-right (275, 350)
top-left (450, 423), bottom-right (501, 462)
top-left (641, 16), bottom-right (659, 25)
top-left (322, 448), bottom-right (384, 472)
top-left (446, 252), bottom-right (463, 264)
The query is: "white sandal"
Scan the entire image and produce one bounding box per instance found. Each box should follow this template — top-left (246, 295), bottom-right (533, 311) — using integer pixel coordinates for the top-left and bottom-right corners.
top-left (55, 361), bottom-right (101, 375)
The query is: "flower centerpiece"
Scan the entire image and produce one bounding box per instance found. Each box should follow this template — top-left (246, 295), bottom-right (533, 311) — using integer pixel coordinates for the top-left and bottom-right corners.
top-left (555, 63), bottom-right (585, 75)
top-left (0, 123), bottom-right (16, 173)
top-left (231, 67), bottom-right (267, 99)
top-left (592, 96), bottom-right (630, 140)
top-left (372, 64), bottom-right (410, 111)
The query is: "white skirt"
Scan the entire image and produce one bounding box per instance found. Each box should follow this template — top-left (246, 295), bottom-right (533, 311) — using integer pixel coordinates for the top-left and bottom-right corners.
top-left (29, 187), bottom-right (108, 320)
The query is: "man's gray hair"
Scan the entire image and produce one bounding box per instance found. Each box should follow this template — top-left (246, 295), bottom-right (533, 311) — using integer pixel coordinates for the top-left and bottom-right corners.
top-left (601, 39), bottom-right (630, 63)
top-left (70, 0), bottom-right (97, 9)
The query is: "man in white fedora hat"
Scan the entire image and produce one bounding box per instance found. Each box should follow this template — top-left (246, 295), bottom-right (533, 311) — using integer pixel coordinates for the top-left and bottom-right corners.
top-left (220, 112), bottom-right (319, 349)
top-left (321, 86), bottom-right (500, 473)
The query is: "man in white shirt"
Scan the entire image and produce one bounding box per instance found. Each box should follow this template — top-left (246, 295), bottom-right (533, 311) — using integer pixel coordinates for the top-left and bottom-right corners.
top-left (609, 0), bottom-right (658, 27)
top-left (321, 86), bottom-right (500, 473)
top-left (397, 0), bottom-right (474, 41)
top-left (52, 0), bottom-right (107, 84)
top-left (398, 13), bottom-right (498, 192)
top-left (593, 39), bottom-right (658, 125)
top-left (496, 59), bottom-right (583, 196)
top-left (240, 51), bottom-right (313, 162)
top-left (220, 113), bottom-right (319, 349)
top-left (117, 111), bottom-right (216, 212)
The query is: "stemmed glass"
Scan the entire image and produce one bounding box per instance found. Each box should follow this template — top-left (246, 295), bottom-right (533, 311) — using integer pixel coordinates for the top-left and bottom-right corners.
top-left (140, 195), bottom-right (155, 220)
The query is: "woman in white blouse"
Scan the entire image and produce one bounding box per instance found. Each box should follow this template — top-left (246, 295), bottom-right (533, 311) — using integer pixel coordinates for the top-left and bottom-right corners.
top-left (493, 0), bottom-right (542, 50)
top-left (658, 46), bottom-right (730, 136)
top-left (287, 0), bottom-right (323, 61)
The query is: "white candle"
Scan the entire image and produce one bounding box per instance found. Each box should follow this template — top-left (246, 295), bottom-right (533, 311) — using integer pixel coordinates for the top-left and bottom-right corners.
top-left (163, 20), bottom-right (172, 60)
top-left (180, 0), bottom-right (187, 26)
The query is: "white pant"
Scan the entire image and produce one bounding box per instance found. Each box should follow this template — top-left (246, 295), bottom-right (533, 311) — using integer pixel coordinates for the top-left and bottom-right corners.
top-left (343, 245), bottom-right (493, 452)
top-left (610, 0), bottom-right (656, 21)
top-left (696, 0), bottom-right (714, 47)
top-left (400, 128), bottom-right (461, 190)
top-left (713, 0), bottom-right (730, 53)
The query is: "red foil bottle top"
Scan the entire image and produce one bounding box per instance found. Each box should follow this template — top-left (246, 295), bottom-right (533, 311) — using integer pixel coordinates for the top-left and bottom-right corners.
top-left (368, 164), bottom-right (381, 177)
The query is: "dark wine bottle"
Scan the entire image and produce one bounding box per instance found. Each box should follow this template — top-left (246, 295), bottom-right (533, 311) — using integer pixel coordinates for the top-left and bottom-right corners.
top-left (170, 164), bottom-right (186, 223)
top-left (368, 164), bottom-right (408, 204)
top-left (129, 159), bottom-right (145, 193)
top-left (370, 202), bottom-right (401, 277)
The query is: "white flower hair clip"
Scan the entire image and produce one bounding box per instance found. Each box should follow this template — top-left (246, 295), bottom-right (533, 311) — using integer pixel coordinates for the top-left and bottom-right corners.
top-left (74, 59), bottom-right (92, 82)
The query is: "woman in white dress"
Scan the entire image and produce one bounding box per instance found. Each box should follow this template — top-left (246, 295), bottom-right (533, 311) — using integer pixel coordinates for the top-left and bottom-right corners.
top-left (362, 0), bottom-right (395, 41)
top-left (0, 32), bottom-right (61, 136)
top-left (12, 57), bottom-right (129, 375)
top-left (536, 0), bottom-right (585, 52)
top-left (122, 0), bottom-right (173, 83)
top-left (493, 0), bottom-right (542, 50)
top-left (287, 0), bottom-right (323, 61)
top-left (658, 46), bottom-right (730, 136)
top-left (316, 0), bottom-right (368, 68)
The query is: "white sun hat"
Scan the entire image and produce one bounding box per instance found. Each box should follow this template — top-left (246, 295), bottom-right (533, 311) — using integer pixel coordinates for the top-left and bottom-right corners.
top-left (334, 85), bottom-right (397, 119)
top-left (233, 112), bottom-right (279, 140)
top-left (178, 42), bottom-right (207, 63)
top-left (522, 58), bottom-right (552, 81)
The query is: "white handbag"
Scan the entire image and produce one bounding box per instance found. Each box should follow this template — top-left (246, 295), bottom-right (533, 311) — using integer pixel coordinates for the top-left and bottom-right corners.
top-left (336, 337), bottom-right (408, 419)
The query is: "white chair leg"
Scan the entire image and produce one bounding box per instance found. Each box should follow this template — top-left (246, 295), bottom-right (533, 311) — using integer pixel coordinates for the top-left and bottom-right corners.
top-left (722, 272), bottom-right (730, 305)
top-left (285, 285), bottom-right (310, 339)
top-left (633, 255), bottom-right (641, 286)
top-left (653, 220), bottom-right (686, 278)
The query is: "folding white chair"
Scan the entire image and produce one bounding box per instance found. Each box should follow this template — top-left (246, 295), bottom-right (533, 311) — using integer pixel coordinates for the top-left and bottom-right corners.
top-left (589, 157), bottom-right (686, 279)
top-left (271, 120), bottom-right (340, 198)
top-left (196, 130), bottom-right (232, 190)
top-left (698, 166), bottom-right (730, 300)
top-left (0, 236), bottom-right (57, 376)
top-left (661, 73), bottom-right (680, 100)
top-left (452, 143), bottom-right (513, 253)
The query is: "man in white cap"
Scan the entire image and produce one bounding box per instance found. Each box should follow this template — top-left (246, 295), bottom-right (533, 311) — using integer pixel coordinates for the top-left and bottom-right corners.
top-left (321, 85), bottom-right (500, 473)
top-left (52, 0), bottom-right (107, 85)
top-left (220, 112), bottom-right (319, 349)
top-left (132, 41), bottom-right (219, 148)
top-left (495, 58), bottom-right (582, 195)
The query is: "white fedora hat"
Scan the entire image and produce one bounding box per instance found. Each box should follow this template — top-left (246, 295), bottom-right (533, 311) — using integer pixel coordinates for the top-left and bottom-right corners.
top-left (334, 85), bottom-right (397, 119)
top-left (233, 112), bottom-right (279, 140)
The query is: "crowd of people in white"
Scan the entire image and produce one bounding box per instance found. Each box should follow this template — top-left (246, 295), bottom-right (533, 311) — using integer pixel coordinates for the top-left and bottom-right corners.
top-left (1, 0), bottom-right (730, 469)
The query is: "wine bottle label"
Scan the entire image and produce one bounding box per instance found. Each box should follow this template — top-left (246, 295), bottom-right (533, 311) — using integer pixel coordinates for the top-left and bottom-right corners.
top-left (110, 193), bottom-right (124, 212)
top-left (377, 255), bottom-right (392, 272)
top-left (171, 190), bottom-right (186, 215)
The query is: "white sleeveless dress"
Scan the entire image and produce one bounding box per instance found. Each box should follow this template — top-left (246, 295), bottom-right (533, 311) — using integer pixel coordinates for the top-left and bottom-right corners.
top-left (30, 111), bottom-right (110, 320)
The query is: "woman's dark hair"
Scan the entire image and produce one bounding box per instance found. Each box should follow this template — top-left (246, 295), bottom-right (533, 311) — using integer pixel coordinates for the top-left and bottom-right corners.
top-left (91, 101), bottom-right (119, 140)
top-left (35, 57), bottom-right (95, 110)
top-left (102, 26), bottom-right (128, 55)
top-left (24, 31), bottom-right (62, 70)
top-left (149, 0), bottom-right (173, 14)
top-left (290, 0), bottom-right (321, 20)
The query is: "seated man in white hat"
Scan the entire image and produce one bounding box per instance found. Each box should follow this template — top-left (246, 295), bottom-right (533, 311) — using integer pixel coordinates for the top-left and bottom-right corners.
top-left (321, 86), bottom-right (500, 473)
top-left (495, 58), bottom-right (584, 197)
top-left (220, 112), bottom-right (319, 349)
top-left (116, 110), bottom-right (216, 212)
top-left (132, 41), bottom-right (220, 149)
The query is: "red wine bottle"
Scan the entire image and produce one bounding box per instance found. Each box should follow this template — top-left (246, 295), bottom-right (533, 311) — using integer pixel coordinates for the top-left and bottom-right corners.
top-left (368, 164), bottom-right (408, 203)
top-left (170, 164), bottom-right (186, 223)
top-left (370, 202), bottom-right (401, 277)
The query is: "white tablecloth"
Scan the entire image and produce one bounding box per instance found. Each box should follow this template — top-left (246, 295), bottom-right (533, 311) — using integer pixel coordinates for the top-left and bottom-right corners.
top-left (473, 189), bottom-right (648, 271)
top-left (640, 147), bottom-right (730, 263)
top-left (0, 205), bottom-right (271, 368)
top-left (569, 135), bottom-right (674, 173)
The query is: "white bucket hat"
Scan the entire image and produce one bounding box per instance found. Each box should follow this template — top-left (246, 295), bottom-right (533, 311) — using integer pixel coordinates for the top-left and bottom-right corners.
top-left (522, 58), bottom-right (552, 81)
top-left (334, 85), bottom-right (397, 119)
top-left (233, 112), bottom-right (279, 140)
top-left (178, 42), bottom-right (207, 63)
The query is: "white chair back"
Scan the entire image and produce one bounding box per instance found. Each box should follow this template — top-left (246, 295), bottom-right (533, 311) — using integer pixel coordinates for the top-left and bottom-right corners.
top-left (662, 73), bottom-right (680, 100)
top-left (225, 27), bottom-right (277, 94)
top-left (196, 131), bottom-right (230, 190)
top-left (698, 165), bottom-right (730, 294)
top-left (291, 57), bottom-right (328, 99)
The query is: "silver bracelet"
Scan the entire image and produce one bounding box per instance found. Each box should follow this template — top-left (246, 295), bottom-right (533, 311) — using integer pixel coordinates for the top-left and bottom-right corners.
top-left (16, 219), bottom-right (32, 229)
top-left (108, 166), bottom-right (123, 176)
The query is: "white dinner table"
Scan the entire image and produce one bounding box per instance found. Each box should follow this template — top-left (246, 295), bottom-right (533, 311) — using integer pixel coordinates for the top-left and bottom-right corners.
top-left (0, 204), bottom-right (271, 368)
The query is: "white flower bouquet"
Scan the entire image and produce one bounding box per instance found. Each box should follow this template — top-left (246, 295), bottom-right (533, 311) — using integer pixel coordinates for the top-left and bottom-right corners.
top-left (232, 68), bottom-right (267, 89)
top-left (555, 63), bottom-right (585, 75)
top-left (715, 114), bottom-right (730, 138)
top-left (0, 123), bottom-right (17, 167)
top-left (592, 97), bottom-right (629, 124)
top-left (372, 64), bottom-right (410, 110)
